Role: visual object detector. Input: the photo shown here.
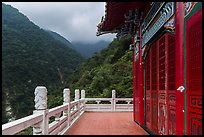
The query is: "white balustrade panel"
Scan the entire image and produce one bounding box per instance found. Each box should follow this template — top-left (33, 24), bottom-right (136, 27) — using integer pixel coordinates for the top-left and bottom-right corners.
top-left (2, 113), bottom-right (43, 135)
top-left (85, 98), bottom-right (133, 112)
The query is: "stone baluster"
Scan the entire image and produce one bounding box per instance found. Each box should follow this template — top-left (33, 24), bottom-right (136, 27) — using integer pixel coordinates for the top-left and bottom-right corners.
top-left (54, 112), bottom-right (61, 134)
top-left (33, 86), bottom-right (48, 135)
top-left (75, 89), bottom-right (80, 101)
top-left (96, 100), bottom-right (100, 110)
top-left (75, 89), bottom-right (80, 117)
top-left (81, 89), bottom-right (85, 111)
top-left (126, 101), bottom-right (131, 110)
top-left (81, 89), bottom-right (85, 99)
top-left (112, 90), bottom-right (116, 111)
top-left (63, 88), bottom-right (70, 126)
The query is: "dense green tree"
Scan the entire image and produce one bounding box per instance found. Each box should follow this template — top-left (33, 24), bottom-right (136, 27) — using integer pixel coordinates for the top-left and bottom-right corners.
top-left (69, 36), bottom-right (133, 99)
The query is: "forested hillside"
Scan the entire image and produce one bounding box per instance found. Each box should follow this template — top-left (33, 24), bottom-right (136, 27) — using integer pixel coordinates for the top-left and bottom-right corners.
top-left (69, 36), bottom-right (133, 99)
top-left (72, 41), bottom-right (110, 59)
top-left (2, 3), bottom-right (84, 124)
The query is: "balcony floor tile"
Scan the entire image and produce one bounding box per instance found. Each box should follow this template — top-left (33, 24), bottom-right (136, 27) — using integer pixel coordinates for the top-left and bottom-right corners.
top-left (64, 112), bottom-right (148, 135)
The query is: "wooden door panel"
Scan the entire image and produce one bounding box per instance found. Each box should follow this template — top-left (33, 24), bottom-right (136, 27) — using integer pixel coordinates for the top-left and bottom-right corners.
top-left (186, 8), bottom-right (202, 135)
top-left (144, 32), bottom-right (176, 135)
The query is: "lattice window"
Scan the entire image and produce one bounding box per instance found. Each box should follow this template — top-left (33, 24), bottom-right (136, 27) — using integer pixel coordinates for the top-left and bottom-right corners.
top-left (146, 52), bottom-right (150, 90)
top-left (188, 20), bottom-right (202, 91)
top-left (151, 43), bottom-right (157, 90)
top-left (135, 61), bottom-right (139, 97)
top-left (159, 36), bottom-right (166, 90)
top-left (167, 35), bottom-right (175, 90)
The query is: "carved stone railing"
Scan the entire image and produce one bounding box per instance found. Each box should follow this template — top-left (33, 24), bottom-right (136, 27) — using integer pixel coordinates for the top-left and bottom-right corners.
top-left (85, 90), bottom-right (133, 112)
top-left (2, 87), bottom-right (132, 135)
top-left (2, 87), bottom-right (85, 135)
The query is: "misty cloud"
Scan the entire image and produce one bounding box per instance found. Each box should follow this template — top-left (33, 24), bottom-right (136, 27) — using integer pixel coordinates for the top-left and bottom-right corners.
top-left (3, 2), bottom-right (116, 43)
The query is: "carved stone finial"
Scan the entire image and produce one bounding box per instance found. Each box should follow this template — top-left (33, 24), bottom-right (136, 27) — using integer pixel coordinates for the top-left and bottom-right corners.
top-left (81, 90), bottom-right (85, 99)
top-left (34, 86), bottom-right (47, 110)
top-left (63, 88), bottom-right (70, 104)
top-left (75, 89), bottom-right (80, 100)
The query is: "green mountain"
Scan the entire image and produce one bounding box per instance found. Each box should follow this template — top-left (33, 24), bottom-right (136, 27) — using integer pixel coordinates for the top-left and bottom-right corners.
top-left (69, 36), bottom-right (133, 99)
top-left (72, 41), bottom-right (110, 59)
top-left (44, 29), bottom-right (110, 59)
top-left (2, 3), bottom-right (84, 124)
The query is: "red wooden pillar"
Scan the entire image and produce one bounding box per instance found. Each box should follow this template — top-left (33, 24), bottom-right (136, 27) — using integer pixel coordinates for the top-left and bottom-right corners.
top-left (175, 2), bottom-right (185, 135)
top-left (132, 35), bottom-right (136, 121)
top-left (138, 25), bottom-right (144, 125)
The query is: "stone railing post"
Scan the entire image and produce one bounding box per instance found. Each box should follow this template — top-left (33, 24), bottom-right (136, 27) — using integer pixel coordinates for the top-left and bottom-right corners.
top-left (126, 101), bottom-right (131, 111)
top-left (75, 89), bottom-right (80, 116)
top-left (81, 89), bottom-right (85, 111)
top-left (96, 100), bottom-right (100, 110)
top-left (63, 88), bottom-right (70, 126)
top-left (112, 90), bottom-right (116, 111)
top-left (81, 89), bottom-right (85, 99)
top-left (75, 89), bottom-right (80, 101)
top-left (33, 86), bottom-right (48, 135)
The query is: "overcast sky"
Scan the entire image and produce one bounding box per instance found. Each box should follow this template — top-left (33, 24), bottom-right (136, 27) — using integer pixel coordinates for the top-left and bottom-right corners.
top-left (3, 2), bottom-right (116, 44)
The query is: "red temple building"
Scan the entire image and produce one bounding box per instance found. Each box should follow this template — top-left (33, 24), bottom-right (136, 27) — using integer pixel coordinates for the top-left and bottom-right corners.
top-left (97, 2), bottom-right (202, 135)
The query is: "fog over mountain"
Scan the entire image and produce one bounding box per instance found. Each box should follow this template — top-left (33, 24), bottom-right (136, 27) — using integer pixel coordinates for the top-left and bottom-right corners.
top-left (3, 2), bottom-right (116, 44)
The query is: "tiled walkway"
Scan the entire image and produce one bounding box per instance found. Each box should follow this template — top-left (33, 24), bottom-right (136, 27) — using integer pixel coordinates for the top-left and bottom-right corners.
top-left (64, 112), bottom-right (148, 135)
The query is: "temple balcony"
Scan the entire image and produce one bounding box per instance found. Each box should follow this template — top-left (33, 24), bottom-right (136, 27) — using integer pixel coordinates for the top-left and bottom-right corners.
top-left (2, 86), bottom-right (148, 135)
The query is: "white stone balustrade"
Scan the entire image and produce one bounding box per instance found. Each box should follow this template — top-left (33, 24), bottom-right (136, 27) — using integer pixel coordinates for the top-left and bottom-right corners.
top-left (63, 88), bottom-right (70, 127)
top-left (112, 90), bottom-right (116, 111)
top-left (85, 97), bottom-right (133, 112)
top-left (2, 87), bottom-right (132, 135)
top-left (33, 86), bottom-right (48, 135)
